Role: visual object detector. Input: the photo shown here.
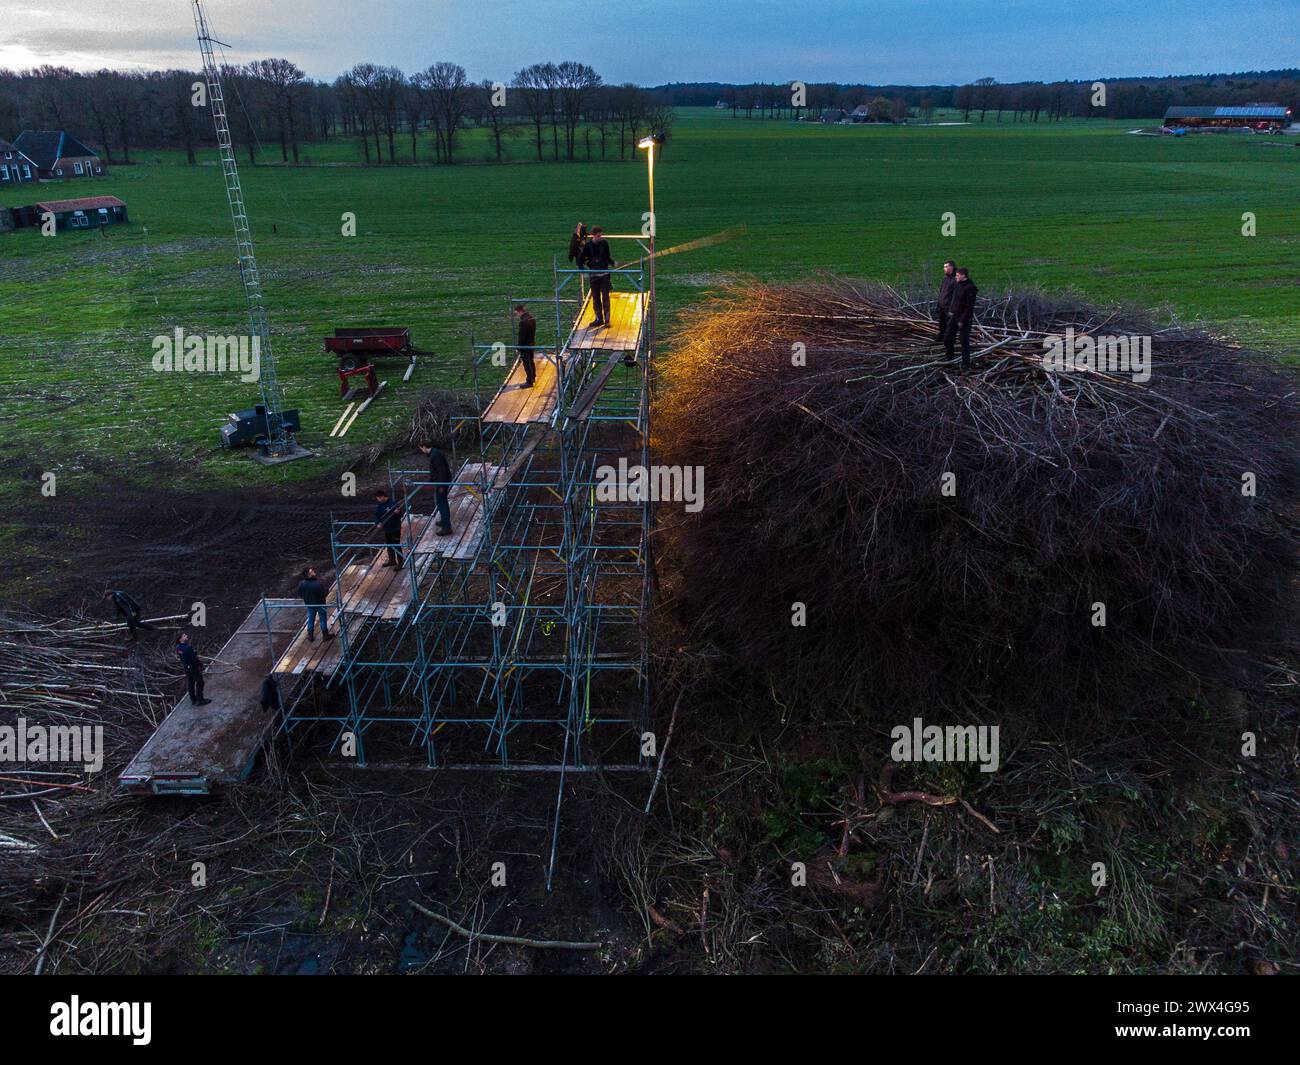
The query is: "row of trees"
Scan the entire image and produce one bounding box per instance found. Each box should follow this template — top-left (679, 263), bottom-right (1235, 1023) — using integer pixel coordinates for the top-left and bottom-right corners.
top-left (674, 71), bottom-right (1300, 122)
top-left (0, 63), bottom-right (675, 166)
top-left (332, 61), bottom-right (673, 165)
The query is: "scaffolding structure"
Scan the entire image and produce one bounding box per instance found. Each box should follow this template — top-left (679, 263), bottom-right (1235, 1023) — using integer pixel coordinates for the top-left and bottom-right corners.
top-left (267, 248), bottom-right (654, 883)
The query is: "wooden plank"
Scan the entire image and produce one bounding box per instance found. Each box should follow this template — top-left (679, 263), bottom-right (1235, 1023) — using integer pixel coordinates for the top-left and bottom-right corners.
top-left (272, 462), bottom-right (505, 671)
top-left (568, 291), bottom-right (644, 352)
top-left (482, 355), bottom-right (558, 424)
top-left (566, 351), bottom-right (624, 421)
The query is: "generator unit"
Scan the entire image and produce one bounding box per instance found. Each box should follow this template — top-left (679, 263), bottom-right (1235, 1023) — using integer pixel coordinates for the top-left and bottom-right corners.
top-left (220, 404), bottom-right (301, 449)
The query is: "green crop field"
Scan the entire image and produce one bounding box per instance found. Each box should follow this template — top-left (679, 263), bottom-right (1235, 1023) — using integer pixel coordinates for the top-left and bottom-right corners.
top-left (1, 107), bottom-right (1296, 508)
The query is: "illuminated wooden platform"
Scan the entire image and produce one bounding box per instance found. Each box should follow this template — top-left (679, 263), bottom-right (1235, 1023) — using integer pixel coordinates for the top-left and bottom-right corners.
top-left (568, 290), bottom-right (644, 352)
top-left (482, 354), bottom-right (558, 424)
top-left (119, 608), bottom-right (297, 794)
top-left (273, 462), bottom-right (503, 678)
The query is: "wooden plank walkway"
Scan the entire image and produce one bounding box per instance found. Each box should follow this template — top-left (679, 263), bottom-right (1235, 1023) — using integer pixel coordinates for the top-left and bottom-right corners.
top-left (482, 353), bottom-right (558, 424)
top-left (119, 608), bottom-right (296, 793)
top-left (273, 462), bottom-right (503, 678)
top-left (568, 290), bottom-right (644, 352)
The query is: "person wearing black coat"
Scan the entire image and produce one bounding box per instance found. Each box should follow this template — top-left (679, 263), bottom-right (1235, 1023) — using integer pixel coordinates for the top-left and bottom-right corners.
top-left (418, 443), bottom-right (455, 535)
top-left (514, 303), bottom-right (538, 387)
top-left (936, 260), bottom-right (956, 342)
top-left (567, 222), bottom-right (587, 263)
top-left (372, 489), bottom-right (406, 568)
top-left (943, 267), bottom-right (979, 370)
top-left (578, 226), bottom-right (616, 327)
top-left (105, 589), bottom-right (152, 637)
top-left (175, 632), bottom-right (210, 705)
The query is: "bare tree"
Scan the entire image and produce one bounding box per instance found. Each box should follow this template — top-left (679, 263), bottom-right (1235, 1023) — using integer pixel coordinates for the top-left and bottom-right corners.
top-left (247, 58), bottom-right (305, 162)
top-left (555, 60), bottom-right (601, 160)
top-left (415, 62), bottom-right (469, 164)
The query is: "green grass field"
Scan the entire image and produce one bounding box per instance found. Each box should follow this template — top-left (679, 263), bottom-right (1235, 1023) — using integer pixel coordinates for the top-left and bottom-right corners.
top-left (2, 108), bottom-right (1296, 504)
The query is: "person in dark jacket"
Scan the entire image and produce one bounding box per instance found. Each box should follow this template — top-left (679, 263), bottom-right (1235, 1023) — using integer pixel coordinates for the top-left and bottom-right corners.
top-left (936, 260), bottom-right (956, 342)
top-left (567, 222), bottom-right (587, 264)
top-left (514, 303), bottom-right (538, 388)
top-left (418, 442), bottom-right (455, 535)
top-left (105, 588), bottom-right (152, 638)
top-left (175, 632), bottom-right (210, 705)
top-left (373, 489), bottom-right (405, 568)
top-left (297, 567), bottom-right (333, 641)
top-left (579, 226), bottom-right (616, 327)
top-left (943, 267), bottom-right (979, 370)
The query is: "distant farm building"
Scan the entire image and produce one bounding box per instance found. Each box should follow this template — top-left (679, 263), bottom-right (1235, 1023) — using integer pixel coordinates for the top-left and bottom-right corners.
top-left (12, 130), bottom-right (107, 179)
top-left (1162, 104), bottom-right (1290, 130)
top-left (0, 139), bottom-right (37, 185)
top-left (10, 195), bottom-right (128, 232)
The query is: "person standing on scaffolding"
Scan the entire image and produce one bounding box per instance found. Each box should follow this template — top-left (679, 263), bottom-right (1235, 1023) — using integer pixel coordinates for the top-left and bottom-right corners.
top-left (579, 225), bottom-right (616, 329)
top-left (514, 302), bottom-right (538, 388)
top-left (418, 442), bottom-right (455, 536)
top-left (372, 488), bottom-right (406, 569)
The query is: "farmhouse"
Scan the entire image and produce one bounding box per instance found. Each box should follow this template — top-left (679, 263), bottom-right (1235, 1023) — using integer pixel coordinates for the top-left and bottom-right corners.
top-left (0, 138), bottom-right (37, 185)
top-left (11, 195), bottom-right (129, 232)
top-left (1162, 104), bottom-right (1290, 130)
top-left (12, 130), bottom-right (107, 178)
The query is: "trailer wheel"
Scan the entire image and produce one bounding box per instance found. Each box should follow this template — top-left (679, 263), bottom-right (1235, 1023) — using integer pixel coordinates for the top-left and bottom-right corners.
top-left (339, 354), bottom-right (368, 372)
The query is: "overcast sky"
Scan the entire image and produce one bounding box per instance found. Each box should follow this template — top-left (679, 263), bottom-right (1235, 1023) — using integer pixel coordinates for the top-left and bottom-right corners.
top-left (1, 0), bottom-right (1294, 85)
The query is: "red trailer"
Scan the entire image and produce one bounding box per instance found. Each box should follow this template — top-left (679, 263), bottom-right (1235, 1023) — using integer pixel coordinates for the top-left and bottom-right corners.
top-left (324, 327), bottom-right (425, 371)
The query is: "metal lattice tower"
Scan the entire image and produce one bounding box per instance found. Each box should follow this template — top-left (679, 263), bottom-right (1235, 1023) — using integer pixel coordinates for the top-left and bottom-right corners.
top-left (191, 0), bottom-right (288, 453)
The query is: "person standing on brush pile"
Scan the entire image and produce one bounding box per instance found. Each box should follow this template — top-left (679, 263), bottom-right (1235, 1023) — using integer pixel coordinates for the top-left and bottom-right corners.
top-left (580, 226), bottom-right (616, 328)
top-left (175, 632), bottom-right (210, 706)
top-left (943, 266), bottom-right (979, 370)
top-left (418, 442), bottom-right (455, 536)
top-left (372, 488), bottom-right (406, 569)
top-left (514, 303), bottom-right (538, 388)
top-left (105, 588), bottom-right (152, 638)
top-left (936, 259), bottom-right (956, 342)
top-left (297, 567), bottom-right (333, 642)
top-left (567, 221), bottom-right (587, 264)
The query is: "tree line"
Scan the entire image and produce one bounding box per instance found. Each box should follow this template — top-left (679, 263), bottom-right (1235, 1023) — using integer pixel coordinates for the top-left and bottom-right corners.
top-left (665, 70), bottom-right (1300, 121)
top-left (0, 62), bottom-right (675, 166)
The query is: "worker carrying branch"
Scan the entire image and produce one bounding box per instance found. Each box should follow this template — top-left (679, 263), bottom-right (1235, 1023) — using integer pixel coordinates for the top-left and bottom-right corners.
top-left (105, 588), bottom-right (152, 638)
top-left (579, 225), bottom-right (617, 329)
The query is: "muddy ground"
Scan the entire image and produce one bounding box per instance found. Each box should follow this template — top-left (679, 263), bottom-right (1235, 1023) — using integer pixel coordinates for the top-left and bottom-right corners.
top-left (2, 453), bottom-right (1297, 975)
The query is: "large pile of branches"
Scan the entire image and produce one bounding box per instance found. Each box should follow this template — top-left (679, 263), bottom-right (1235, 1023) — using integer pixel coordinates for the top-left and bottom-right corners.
top-left (655, 279), bottom-right (1300, 714)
